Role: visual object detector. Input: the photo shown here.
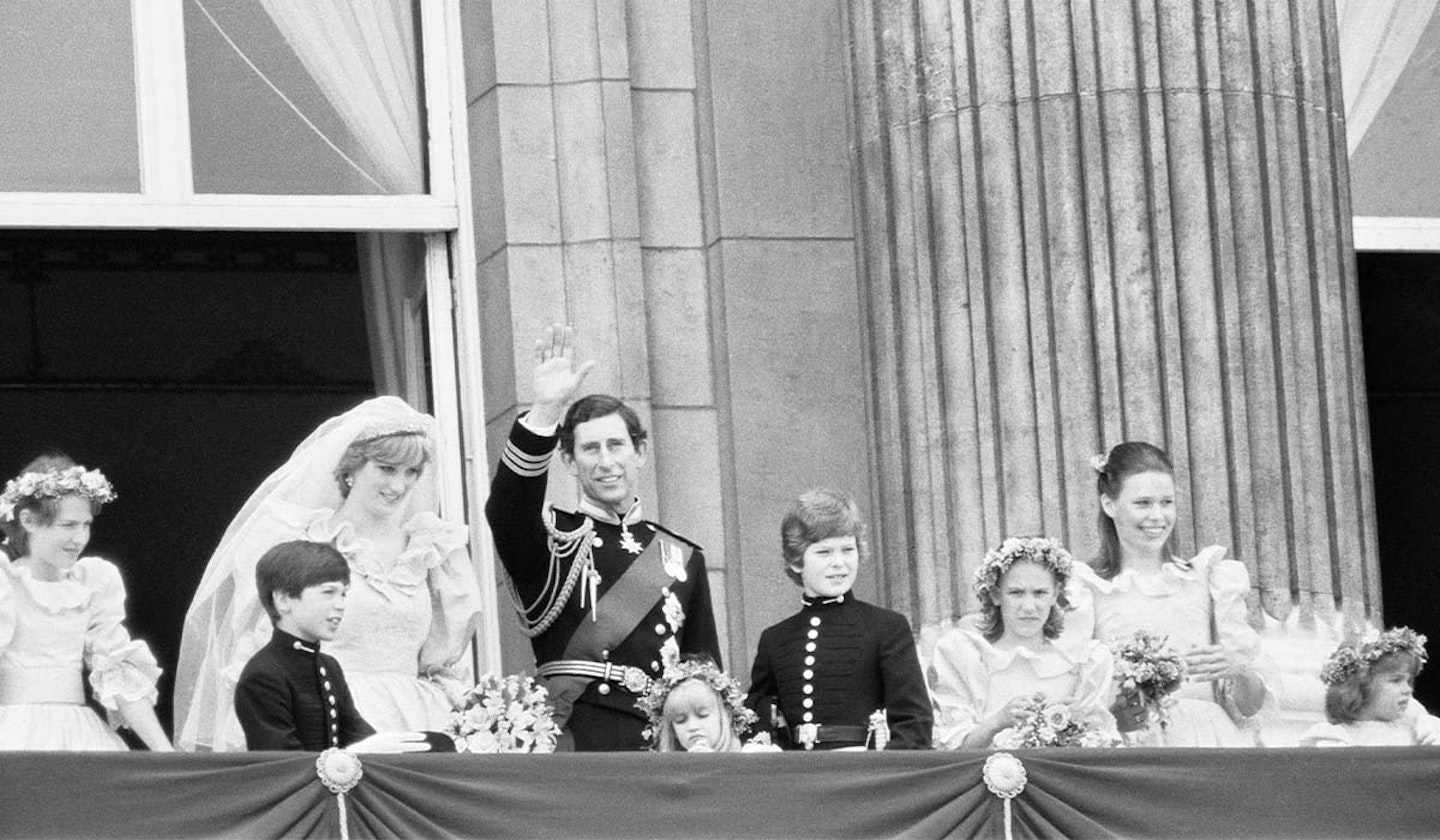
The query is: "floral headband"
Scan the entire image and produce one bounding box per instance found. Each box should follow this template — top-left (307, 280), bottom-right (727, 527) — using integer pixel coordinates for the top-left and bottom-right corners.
top-left (0, 466), bottom-right (116, 523)
top-left (636, 657), bottom-right (757, 744)
top-left (352, 419), bottom-right (428, 446)
top-left (1320, 626), bottom-right (1428, 686)
top-left (973, 536), bottom-right (1075, 603)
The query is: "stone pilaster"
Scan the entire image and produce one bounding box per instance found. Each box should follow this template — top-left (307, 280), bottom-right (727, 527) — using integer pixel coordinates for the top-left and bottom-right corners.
top-left (843, 0), bottom-right (1376, 634)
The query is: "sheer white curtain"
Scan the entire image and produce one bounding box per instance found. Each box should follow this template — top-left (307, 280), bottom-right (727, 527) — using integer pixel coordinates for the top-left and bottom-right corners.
top-left (1336, 0), bottom-right (1440, 156)
top-left (256, 0), bottom-right (428, 399)
top-left (257, 0), bottom-right (423, 193)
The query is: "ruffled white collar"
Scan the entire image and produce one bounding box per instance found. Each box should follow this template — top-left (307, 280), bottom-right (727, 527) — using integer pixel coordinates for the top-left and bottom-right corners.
top-left (4, 557), bottom-right (96, 613)
top-left (1080, 546), bottom-right (1226, 597)
top-left (966, 628), bottom-right (1082, 679)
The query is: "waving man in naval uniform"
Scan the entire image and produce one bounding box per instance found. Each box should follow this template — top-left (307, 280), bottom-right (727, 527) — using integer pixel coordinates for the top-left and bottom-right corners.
top-left (486, 325), bottom-right (721, 750)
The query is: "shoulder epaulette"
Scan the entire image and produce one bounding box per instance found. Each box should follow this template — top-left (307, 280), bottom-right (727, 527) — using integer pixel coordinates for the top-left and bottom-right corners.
top-left (646, 520), bottom-right (703, 552)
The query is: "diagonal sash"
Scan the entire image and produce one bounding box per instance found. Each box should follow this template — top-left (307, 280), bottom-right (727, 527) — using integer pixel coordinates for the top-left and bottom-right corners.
top-left (542, 531), bottom-right (691, 729)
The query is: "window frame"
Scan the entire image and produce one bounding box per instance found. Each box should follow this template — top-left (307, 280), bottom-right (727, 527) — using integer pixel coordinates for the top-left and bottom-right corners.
top-left (0, 0), bottom-right (458, 231)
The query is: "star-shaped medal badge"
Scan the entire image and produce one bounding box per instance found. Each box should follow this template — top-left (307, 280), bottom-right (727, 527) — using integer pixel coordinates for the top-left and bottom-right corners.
top-left (619, 525), bottom-right (644, 555)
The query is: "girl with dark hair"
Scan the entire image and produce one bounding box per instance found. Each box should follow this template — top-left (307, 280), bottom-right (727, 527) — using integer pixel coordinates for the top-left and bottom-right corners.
top-left (1066, 441), bottom-right (1269, 746)
top-left (0, 453), bottom-right (173, 750)
top-left (1299, 627), bottom-right (1440, 746)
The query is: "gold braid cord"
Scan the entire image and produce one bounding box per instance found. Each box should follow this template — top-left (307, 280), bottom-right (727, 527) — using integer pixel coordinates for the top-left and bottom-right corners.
top-left (507, 502), bottom-right (595, 638)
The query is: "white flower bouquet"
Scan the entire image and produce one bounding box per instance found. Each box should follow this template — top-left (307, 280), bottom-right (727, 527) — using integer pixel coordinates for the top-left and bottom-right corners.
top-left (991, 693), bottom-right (1120, 749)
top-left (445, 673), bottom-right (559, 754)
top-left (1110, 630), bottom-right (1187, 729)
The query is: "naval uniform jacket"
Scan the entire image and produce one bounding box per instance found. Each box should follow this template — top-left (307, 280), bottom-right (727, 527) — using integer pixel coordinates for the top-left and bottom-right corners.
top-left (234, 628), bottom-right (375, 751)
top-left (485, 415), bottom-right (721, 750)
top-left (746, 593), bottom-right (932, 750)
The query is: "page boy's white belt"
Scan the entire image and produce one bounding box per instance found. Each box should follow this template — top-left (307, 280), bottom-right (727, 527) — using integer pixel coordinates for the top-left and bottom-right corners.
top-left (535, 660), bottom-right (652, 694)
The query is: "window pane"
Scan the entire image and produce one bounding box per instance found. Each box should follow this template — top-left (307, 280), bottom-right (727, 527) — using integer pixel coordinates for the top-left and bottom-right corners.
top-left (185, 0), bottom-right (427, 196)
top-left (0, 1), bottom-right (140, 192)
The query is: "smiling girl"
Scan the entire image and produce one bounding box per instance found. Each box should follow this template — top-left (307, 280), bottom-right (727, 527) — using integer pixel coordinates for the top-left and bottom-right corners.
top-left (0, 453), bottom-right (172, 751)
top-left (1065, 442), bottom-right (1269, 746)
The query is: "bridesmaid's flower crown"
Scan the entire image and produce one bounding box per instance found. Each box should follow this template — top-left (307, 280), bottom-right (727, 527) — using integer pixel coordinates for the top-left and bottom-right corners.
top-left (0, 466), bottom-right (116, 522)
top-left (636, 656), bottom-right (757, 744)
top-left (1320, 626), bottom-right (1429, 686)
top-left (972, 536), bottom-right (1075, 603)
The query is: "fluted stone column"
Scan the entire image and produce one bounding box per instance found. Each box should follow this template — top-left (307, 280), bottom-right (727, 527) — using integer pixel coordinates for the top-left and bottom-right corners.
top-left (844, 0), bottom-right (1376, 637)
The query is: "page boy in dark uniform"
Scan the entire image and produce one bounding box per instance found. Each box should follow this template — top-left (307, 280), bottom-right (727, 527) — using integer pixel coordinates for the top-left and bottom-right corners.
top-left (486, 325), bottom-right (721, 751)
top-left (234, 540), bottom-right (376, 751)
top-left (746, 489), bottom-right (933, 750)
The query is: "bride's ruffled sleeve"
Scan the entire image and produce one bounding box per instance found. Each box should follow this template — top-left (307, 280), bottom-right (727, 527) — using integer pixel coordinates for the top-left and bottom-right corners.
top-left (408, 512), bottom-right (483, 682)
top-left (80, 558), bottom-right (163, 724)
top-left (927, 628), bottom-right (989, 750)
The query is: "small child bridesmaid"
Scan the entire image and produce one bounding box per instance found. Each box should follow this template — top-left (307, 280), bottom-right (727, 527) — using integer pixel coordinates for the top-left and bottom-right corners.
top-left (0, 452), bottom-right (173, 751)
top-left (1299, 627), bottom-right (1440, 747)
top-left (928, 536), bottom-right (1118, 749)
top-left (640, 655), bottom-right (773, 752)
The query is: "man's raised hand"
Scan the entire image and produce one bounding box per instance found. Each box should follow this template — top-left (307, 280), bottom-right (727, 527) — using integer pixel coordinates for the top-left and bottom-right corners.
top-left (529, 324), bottom-right (595, 427)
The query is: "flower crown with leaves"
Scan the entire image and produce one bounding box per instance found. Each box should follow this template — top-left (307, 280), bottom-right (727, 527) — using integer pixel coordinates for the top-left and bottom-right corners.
top-left (1320, 626), bottom-right (1429, 686)
top-left (972, 535), bottom-right (1075, 603)
top-left (0, 467), bottom-right (116, 523)
top-left (636, 656), bottom-right (757, 743)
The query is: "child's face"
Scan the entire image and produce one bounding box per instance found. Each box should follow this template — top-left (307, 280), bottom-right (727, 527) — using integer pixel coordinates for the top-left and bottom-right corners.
top-left (792, 535), bottom-right (858, 599)
top-left (20, 495), bottom-right (92, 576)
top-left (993, 559), bottom-right (1058, 643)
top-left (1360, 666), bottom-right (1414, 723)
top-left (275, 581), bottom-right (348, 643)
top-left (664, 680), bottom-right (724, 752)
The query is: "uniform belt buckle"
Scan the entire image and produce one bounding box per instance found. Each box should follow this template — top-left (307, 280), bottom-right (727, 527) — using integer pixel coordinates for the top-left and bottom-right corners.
top-left (797, 722), bottom-right (819, 751)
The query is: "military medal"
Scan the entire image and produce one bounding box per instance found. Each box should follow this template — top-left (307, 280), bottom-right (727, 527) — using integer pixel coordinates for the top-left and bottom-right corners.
top-left (619, 524), bottom-right (644, 555)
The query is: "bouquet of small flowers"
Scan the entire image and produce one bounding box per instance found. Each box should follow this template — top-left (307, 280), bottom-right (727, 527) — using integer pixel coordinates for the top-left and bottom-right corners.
top-left (445, 673), bottom-right (559, 754)
top-left (1110, 631), bottom-right (1187, 729)
top-left (991, 693), bottom-right (1121, 749)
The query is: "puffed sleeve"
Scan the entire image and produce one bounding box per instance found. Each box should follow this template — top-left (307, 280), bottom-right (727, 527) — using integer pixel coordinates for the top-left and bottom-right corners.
top-left (1059, 561), bottom-right (1100, 650)
top-left (927, 628), bottom-right (989, 750)
top-left (1195, 547), bottom-right (1276, 726)
top-left (1196, 546), bottom-right (1261, 661)
top-left (1071, 640), bottom-right (1120, 739)
top-left (408, 512), bottom-right (483, 680)
top-left (78, 558), bottom-right (162, 721)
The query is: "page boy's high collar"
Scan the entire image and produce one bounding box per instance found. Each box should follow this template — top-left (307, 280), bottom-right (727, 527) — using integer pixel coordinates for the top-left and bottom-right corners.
top-left (273, 627), bottom-right (321, 655)
top-left (801, 592), bottom-right (849, 610)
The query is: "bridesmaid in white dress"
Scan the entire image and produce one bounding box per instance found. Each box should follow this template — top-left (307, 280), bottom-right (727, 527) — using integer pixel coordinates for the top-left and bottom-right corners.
top-left (0, 453), bottom-right (173, 751)
top-left (928, 536), bottom-right (1117, 749)
top-left (1065, 441), bottom-right (1268, 747)
top-left (1299, 627), bottom-right (1440, 747)
top-left (175, 397), bottom-right (483, 751)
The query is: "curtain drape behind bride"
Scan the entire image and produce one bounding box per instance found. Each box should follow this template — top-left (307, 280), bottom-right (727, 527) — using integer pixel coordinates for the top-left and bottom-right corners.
top-left (222, 0), bottom-right (430, 400)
